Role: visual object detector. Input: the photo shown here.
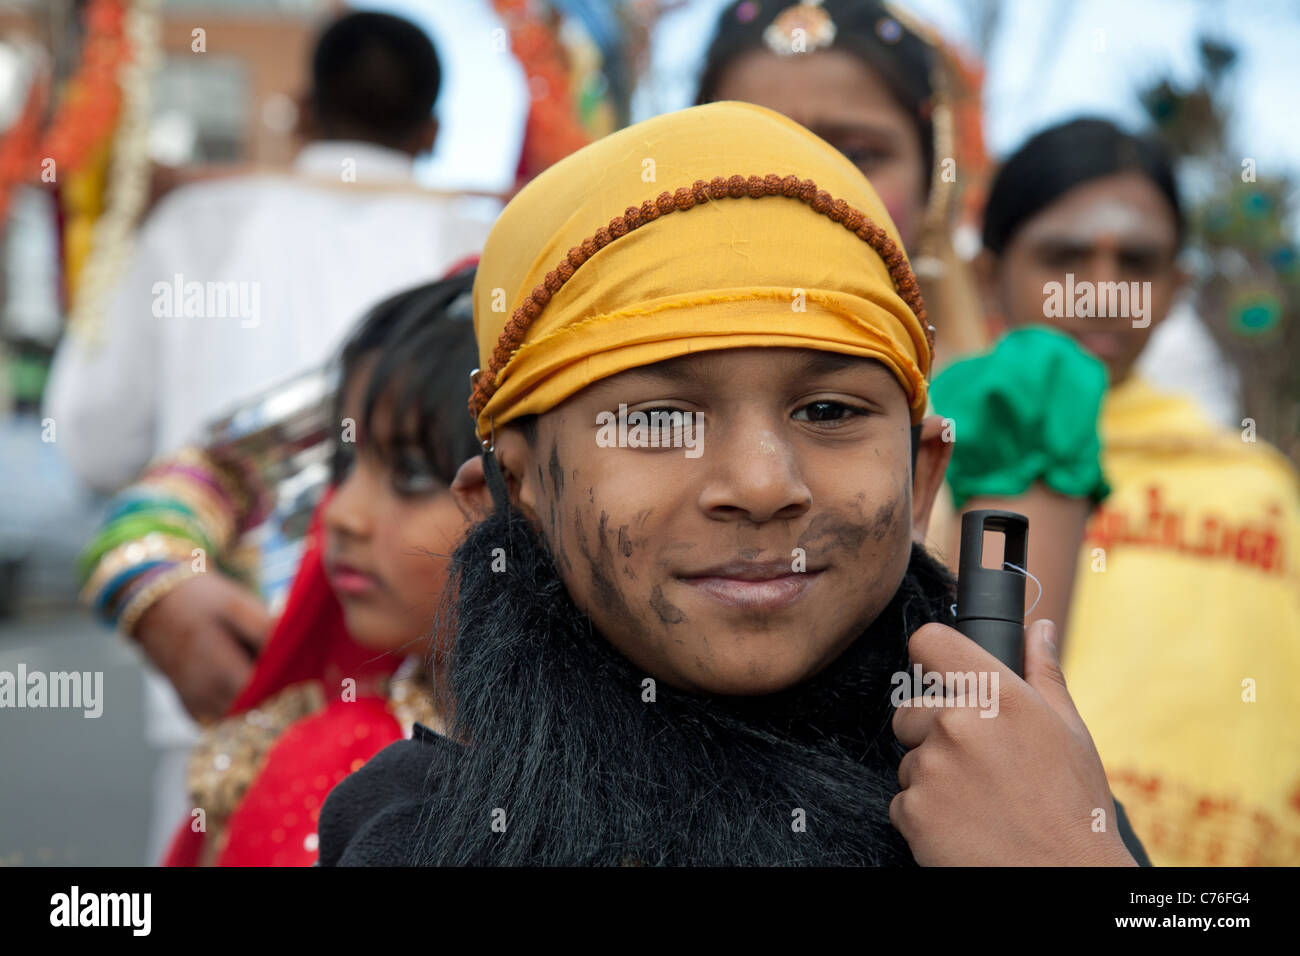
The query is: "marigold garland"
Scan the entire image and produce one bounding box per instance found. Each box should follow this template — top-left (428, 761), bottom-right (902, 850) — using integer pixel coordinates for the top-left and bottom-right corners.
top-left (492, 0), bottom-right (593, 182)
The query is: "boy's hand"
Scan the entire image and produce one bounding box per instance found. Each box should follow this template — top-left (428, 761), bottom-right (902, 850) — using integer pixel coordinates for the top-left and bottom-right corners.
top-left (134, 574), bottom-right (271, 723)
top-left (890, 619), bottom-right (1137, 866)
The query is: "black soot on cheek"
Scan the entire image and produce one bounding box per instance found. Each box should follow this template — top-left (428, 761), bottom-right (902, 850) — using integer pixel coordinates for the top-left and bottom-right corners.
top-left (547, 439), bottom-right (565, 497)
top-left (649, 584), bottom-right (687, 625)
top-left (538, 444), bottom-right (573, 573)
top-left (574, 508), bottom-right (633, 623)
top-left (795, 489), bottom-right (904, 563)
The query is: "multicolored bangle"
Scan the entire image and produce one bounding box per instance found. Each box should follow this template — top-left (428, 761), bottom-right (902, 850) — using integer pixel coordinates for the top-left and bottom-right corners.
top-left (116, 563), bottom-right (199, 638)
top-left (78, 513), bottom-right (211, 583)
top-left (79, 531), bottom-right (201, 608)
top-left (78, 446), bottom-right (260, 634)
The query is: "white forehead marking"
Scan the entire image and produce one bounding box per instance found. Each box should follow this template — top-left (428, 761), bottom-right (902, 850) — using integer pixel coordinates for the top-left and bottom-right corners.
top-left (1068, 200), bottom-right (1149, 237)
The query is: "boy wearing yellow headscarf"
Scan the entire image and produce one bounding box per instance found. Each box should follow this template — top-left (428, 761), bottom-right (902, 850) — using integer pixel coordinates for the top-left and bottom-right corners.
top-left (317, 102), bottom-right (1147, 866)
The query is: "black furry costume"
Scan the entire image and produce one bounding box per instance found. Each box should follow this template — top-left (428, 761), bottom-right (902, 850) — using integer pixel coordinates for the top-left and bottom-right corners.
top-left (319, 501), bottom-right (1151, 866)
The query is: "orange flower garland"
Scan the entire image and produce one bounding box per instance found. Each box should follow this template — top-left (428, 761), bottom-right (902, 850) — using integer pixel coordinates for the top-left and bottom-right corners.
top-left (492, 0), bottom-right (593, 182)
top-left (38, 0), bottom-right (129, 175)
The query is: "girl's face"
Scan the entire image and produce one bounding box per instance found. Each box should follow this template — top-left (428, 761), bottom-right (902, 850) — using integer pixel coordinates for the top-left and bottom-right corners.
top-left (710, 48), bottom-right (928, 248)
top-left (984, 172), bottom-right (1183, 384)
top-left (322, 371), bottom-right (469, 653)
top-left (489, 347), bottom-right (949, 697)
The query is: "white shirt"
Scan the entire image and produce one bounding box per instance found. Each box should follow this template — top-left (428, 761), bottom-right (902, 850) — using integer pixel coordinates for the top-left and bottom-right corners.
top-left (46, 141), bottom-right (497, 492)
top-left (43, 143), bottom-right (498, 776)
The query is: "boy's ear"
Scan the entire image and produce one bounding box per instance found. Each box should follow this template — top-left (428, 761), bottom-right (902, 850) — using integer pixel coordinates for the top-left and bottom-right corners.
top-left (450, 455), bottom-right (492, 521)
top-left (448, 428), bottom-right (539, 523)
top-left (911, 414), bottom-right (952, 542)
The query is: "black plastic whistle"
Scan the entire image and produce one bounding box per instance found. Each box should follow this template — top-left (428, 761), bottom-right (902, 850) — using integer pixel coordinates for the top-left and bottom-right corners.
top-left (955, 509), bottom-right (1029, 677)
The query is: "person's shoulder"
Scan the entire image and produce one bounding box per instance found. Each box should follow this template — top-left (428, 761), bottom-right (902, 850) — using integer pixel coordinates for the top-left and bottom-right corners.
top-left (141, 174), bottom-right (287, 236)
top-left (316, 724), bottom-right (460, 866)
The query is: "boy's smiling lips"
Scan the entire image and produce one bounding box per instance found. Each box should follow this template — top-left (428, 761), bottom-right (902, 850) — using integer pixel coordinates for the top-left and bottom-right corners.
top-left (677, 558), bottom-right (826, 612)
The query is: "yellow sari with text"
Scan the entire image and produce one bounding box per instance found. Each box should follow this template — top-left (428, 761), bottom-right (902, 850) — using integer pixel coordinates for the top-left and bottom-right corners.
top-left (1064, 377), bottom-right (1300, 865)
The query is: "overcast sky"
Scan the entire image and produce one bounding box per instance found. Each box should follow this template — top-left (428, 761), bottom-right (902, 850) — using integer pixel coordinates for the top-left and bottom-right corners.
top-left (365, 0), bottom-right (1300, 195)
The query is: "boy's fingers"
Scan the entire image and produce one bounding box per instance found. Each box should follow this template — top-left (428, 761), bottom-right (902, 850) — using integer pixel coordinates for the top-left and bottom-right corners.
top-left (891, 700), bottom-right (942, 749)
top-left (895, 622), bottom-right (1011, 748)
top-left (1022, 619), bottom-right (1088, 735)
top-left (896, 743), bottom-right (925, 789)
top-left (907, 621), bottom-right (1016, 688)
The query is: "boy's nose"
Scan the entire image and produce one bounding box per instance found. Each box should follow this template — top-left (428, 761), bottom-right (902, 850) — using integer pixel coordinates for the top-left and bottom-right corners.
top-left (696, 424), bottom-right (812, 524)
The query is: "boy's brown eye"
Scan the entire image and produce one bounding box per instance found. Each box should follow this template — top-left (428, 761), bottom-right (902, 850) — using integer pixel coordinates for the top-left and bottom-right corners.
top-left (793, 400), bottom-right (867, 423)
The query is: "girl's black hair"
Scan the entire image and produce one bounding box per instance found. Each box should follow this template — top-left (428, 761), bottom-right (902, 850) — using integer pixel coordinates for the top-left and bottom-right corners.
top-left (695, 0), bottom-right (937, 192)
top-left (982, 117), bottom-right (1185, 255)
top-left (332, 268), bottom-right (481, 487)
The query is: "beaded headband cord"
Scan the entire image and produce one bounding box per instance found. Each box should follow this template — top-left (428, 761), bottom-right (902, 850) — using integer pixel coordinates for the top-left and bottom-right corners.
top-left (468, 172), bottom-right (935, 445)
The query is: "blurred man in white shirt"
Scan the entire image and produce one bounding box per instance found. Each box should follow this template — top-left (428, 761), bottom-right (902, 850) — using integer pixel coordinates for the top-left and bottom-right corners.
top-left (44, 11), bottom-right (495, 863)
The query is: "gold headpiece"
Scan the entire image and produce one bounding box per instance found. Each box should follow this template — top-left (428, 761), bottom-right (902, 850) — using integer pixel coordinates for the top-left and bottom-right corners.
top-left (763, 0), bottom-right (836, 55)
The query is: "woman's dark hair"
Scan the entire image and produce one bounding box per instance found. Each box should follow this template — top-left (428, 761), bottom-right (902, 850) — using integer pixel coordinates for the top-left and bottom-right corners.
top-left (695, 0), bottom-right (937, 189)
top-left (332, 268), bottom-right (481, 488)
top-left (982, 117), bottom-right (1185, 255)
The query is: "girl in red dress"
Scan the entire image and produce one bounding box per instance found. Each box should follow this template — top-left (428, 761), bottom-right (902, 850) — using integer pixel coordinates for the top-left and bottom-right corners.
top-left (164, 269), bottom-right (479, 866)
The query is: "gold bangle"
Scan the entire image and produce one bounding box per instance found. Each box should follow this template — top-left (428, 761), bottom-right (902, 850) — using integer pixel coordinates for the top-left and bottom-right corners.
top-left (169, 447), bottom-right (258, 524)
top-left (141, 474), bottom-right (238, 548)
top-left (117, 565), bottom-right (200, 639)
top-left (79, 532), bottom-right (204, 606)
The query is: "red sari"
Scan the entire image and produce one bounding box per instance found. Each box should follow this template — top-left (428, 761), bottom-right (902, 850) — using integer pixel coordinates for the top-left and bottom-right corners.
top-left (162, 495), bottom-right (410, 866)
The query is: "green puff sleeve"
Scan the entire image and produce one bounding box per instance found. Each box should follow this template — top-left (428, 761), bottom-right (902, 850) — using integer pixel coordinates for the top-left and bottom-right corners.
top-left (929, 325), bottom-right (1111, 510)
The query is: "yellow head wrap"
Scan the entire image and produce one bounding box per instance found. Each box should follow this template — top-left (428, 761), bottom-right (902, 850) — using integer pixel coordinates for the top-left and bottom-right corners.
top-left (470, 100), bottom-right (933, 443)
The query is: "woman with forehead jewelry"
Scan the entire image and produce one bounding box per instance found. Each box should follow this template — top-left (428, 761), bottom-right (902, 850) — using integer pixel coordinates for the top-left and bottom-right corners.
top-left (318, 101), bottom-right (1149, 866)
top-left (696, 0), bottom-right (990, 370)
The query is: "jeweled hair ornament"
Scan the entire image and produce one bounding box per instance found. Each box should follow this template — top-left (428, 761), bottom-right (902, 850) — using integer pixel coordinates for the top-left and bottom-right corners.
top-left (763, 0), bottom-right (837, 55)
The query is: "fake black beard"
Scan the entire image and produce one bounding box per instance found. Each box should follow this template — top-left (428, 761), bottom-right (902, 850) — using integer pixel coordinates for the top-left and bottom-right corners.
top-left (417, 503), bottom-right (957, 866)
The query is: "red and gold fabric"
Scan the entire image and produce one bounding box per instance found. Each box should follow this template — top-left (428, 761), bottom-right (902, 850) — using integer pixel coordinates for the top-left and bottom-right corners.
top-left (160, 495), bottom-right (426, 867)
